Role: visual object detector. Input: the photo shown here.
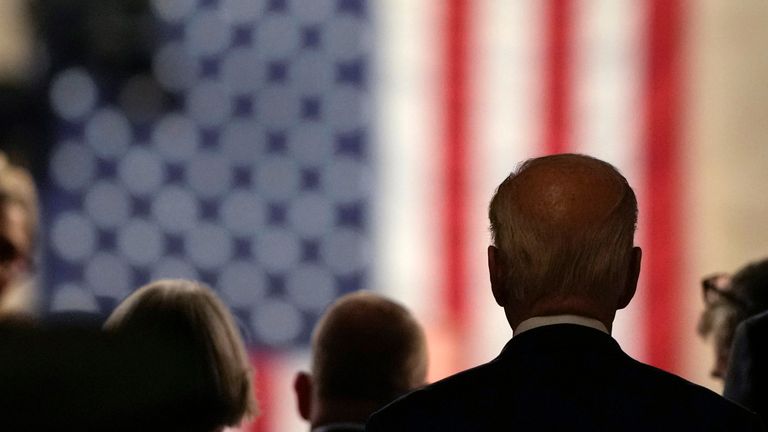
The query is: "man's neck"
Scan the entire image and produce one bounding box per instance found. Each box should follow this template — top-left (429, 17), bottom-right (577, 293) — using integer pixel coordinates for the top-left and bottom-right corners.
top-left (506, 298), bottom-right (616, 333)
top-left (513, 314), bottom-right (609, 337)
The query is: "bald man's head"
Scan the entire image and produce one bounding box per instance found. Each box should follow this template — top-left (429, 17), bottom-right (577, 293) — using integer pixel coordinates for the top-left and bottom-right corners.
top-left (489, 154), bottom-right (639, 327)
top-left (298, 291), bottom-right (427, 424)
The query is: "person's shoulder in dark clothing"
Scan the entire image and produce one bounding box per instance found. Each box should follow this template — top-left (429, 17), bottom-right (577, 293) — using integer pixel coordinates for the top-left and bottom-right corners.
top-left (725, 310), bottom-right (768, 425)
top-left (367, 331), bottom-right (764, 431)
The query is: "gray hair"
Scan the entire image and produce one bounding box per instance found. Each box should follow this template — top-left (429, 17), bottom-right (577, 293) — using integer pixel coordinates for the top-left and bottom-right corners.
top-left (488, 154), bottom-right (638, 304)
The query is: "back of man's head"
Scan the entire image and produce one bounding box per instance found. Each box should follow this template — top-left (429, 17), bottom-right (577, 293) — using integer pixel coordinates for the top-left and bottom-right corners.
top-left (294, 291), bottom-right (427, 427)
top-left (488, 154), bottom-right (639, 328)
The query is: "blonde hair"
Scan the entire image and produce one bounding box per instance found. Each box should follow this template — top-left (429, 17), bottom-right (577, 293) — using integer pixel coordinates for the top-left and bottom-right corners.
top-left (105, 279), bottom-right (257, 428)
top-left (0, 153), bottom-right (38, 249)
top-left (0, 153), bottom-right (39, 315)
top-left (488, 154), bottom-right (638, 304)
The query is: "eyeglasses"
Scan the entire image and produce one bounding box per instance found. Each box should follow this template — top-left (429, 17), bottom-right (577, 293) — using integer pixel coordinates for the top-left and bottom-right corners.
top-left (702, 273), bottom-right (750, 310)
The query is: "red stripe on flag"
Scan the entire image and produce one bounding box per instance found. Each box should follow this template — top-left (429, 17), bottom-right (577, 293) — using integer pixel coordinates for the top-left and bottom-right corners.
top-left (644, 0), bottom-right (685, 374)
top-left (249, 353), bottom-right (274, 432)
top-left (544, 0), bottom-right (574, 154)
top-left (442, 0), bottom-right (470, 335)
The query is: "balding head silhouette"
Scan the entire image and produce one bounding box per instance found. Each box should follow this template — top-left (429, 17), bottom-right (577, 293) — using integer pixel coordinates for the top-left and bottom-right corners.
top-left (294, 291), bottom-right (427, 429)
top-left (488, 154), bottom-right (641, 331)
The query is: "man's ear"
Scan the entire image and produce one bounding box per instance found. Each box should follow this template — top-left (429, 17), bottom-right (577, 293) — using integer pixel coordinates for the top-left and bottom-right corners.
top-left (618, 247), bottom-right (641, 309)
top-left (293, 371), bottom-right (313, 421)
top-left (488, 245), bottom-right (507, 306)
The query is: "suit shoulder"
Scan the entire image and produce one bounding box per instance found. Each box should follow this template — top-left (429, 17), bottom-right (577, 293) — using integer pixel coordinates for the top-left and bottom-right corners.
top-left (367, 362), bottom-right (498, 430)
top-left (627, 357), bottom-right (760, 423)
top-left (380, 360), bottom-right (496, 408)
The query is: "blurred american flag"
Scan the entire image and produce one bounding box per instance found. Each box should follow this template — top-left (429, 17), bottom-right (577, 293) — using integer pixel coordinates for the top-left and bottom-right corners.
top-left (41, 1), bottom-right (693, 430)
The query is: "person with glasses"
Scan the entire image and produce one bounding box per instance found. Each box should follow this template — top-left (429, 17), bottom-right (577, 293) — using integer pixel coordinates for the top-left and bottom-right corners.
top-left (698, 259), bottom-right (768, 381)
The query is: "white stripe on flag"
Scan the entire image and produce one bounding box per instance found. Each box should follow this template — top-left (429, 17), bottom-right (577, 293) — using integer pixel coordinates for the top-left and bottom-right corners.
top-left (569, 0), bottom-right (649, 360)
top-left (372, 0), bottom-right (442, 324)
top-left (372, 0), bottom-right (457, 382)
top-left (266, 1), bottom-right (703, 429)
top-left (465, 0), bottom-right (546, 367)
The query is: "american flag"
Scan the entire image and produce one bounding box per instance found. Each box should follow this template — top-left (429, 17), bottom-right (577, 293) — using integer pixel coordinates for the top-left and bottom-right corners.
top-left (41, 0), bottom-right (734, 430)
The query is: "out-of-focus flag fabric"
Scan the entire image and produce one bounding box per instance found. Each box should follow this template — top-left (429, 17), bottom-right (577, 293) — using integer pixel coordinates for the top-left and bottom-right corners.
top-left (40, 0), bottom-right (707, 431)
top-left (374, 0), bottom-right (690, 384)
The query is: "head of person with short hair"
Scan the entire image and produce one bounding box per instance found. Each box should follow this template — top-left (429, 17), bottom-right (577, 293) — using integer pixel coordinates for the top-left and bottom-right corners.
top-left (488, 153), bottom-right (641, 332)
top-left (105, 279), bottom-right (257, 431)
top-left (0, 152), bottom-right (38, 314)
top-left (294, 291), bottom-right (427, 431)
top-left (698, 258), bottom-right (768, 380)
top-left (367, 154), bottom-right (762, 431)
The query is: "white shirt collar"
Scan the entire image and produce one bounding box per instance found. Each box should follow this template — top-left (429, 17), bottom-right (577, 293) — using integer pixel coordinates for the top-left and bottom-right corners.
top-left (513, 314), bottom-right (609, 337)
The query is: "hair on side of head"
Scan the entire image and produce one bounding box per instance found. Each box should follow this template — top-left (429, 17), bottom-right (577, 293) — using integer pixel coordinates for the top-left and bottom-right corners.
top-left (730, 259), bottom-right (768, 315)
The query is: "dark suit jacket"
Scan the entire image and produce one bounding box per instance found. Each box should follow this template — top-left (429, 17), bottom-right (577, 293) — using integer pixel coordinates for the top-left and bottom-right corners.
top-left (367, 324), bottom-right (764, 431)
top-left (725, 310), bottom-right (768, 425)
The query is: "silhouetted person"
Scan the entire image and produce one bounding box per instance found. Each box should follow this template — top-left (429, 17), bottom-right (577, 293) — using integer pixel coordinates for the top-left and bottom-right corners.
top-left (699, 258), bottom-right (768, 380)
top-left (105, 279), bottom-right (257, 431)
top-left (295, 291), bottom-right (427, 432)
top-left (366, 154), bottom-right (763, 431)
top-left (0, 315), bottom-right (160, 429)
top-left (725, 310), bottom-right (768, 424)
